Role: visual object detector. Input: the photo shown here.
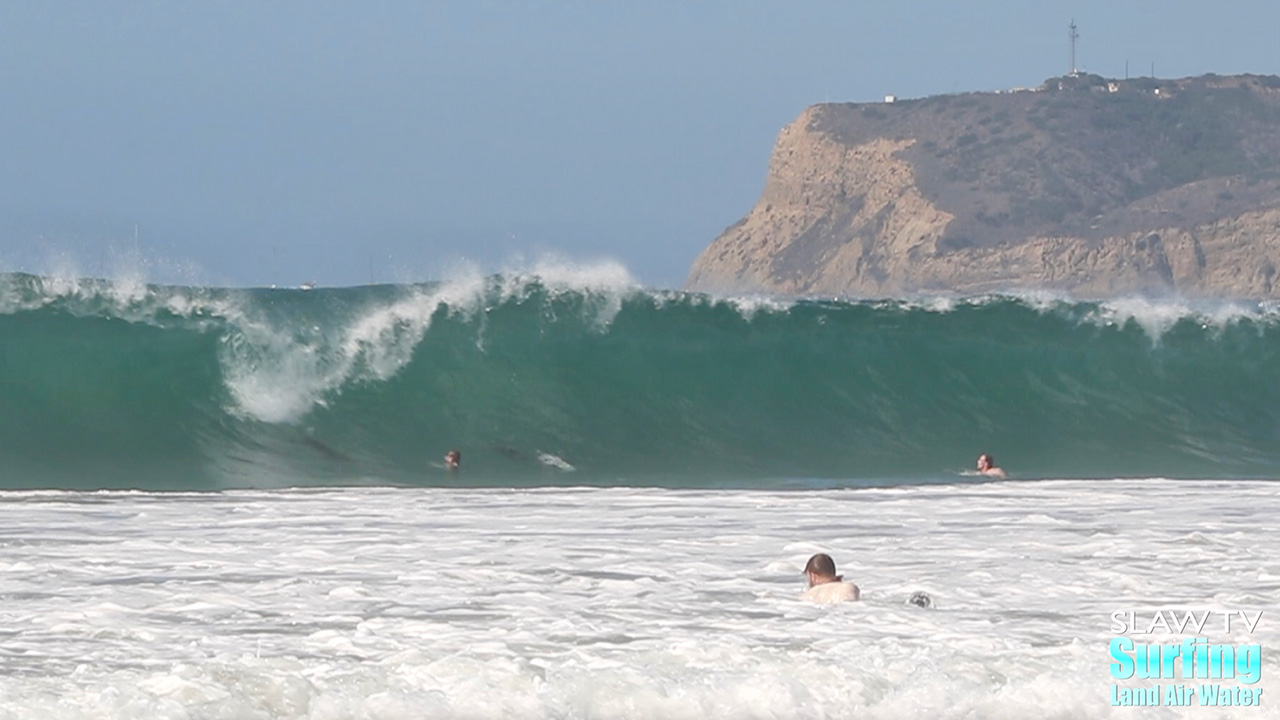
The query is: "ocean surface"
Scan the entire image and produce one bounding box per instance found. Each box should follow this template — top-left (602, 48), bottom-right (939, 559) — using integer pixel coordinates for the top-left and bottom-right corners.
top-left (1, 264), bottom-right (1277, 718)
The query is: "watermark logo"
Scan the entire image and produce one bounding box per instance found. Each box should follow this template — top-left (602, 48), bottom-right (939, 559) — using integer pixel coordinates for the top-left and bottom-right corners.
top-left (1109, 610), bottom-right (1264, 707)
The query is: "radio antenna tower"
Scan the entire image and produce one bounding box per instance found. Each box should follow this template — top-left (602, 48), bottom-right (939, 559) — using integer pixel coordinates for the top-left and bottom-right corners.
top-left (1068, 19), bottom-right (1080, 75)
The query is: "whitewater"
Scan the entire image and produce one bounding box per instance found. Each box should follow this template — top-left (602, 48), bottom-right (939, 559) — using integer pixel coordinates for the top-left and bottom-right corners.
top-left (1, 263), bottom-right (1277, 718)
top-left (1, 481), bottom-right (1276, 719)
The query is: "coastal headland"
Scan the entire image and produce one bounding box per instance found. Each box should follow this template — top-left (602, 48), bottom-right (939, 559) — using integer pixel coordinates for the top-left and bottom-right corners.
top-left (687, 73), bottom-right (1280, 298)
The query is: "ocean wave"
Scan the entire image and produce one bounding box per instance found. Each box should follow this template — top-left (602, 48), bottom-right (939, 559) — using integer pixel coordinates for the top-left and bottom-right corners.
top-left (3, 268), bottom-right (1280, 488)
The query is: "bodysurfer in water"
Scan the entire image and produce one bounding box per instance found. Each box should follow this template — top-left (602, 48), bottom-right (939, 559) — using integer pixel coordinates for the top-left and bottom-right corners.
top-left (444, 449), bottom-right (461, 470)
top-left (976, 453), bottom-right (1006, 479)
top-left (800, 553), bottom-right (860, 604)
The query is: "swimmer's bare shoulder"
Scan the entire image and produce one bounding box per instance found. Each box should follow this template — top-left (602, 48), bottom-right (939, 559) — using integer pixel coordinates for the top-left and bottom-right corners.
top-left (801, 581), bottom-right (860, 604)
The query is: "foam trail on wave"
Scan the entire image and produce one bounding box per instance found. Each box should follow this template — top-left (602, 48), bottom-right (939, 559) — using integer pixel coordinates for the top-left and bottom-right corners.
top-left (718, 294), bottom-right (794, 320)
top-left (221, 277), bottom-right (483, 424)
top-left (1093, 296), bottom-right (1270, 341)
top-left (501, 256), bottom-right (636, 295)
top-left (667, 289), bottom-right (797, 321)
top-left (100, 243), bottom-right (149, 305)
top-left (221, 322), bottom-right (336, 424)
top-left (496, 257), bottom-right (638, 330)
top-left (1001, 289), bottom-right (1073, 312)
top-left (221, 259), bottom-right (641, 424)
top-left (0, 245), bottom-right (148, 315)
top-left (342, 267), bottom-right (488, 381)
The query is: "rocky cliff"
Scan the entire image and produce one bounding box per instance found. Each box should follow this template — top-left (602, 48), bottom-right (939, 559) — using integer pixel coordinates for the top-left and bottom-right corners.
top-left (687, 74), bottom-right (1280, 298)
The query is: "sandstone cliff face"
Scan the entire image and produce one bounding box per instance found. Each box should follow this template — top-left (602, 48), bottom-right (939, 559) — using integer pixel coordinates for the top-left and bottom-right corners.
top-left (688, 75), bottom-right (1280, 298)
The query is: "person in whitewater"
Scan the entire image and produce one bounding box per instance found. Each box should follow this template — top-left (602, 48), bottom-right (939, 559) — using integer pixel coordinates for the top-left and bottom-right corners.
top-left (800, 553), bottom-right (860, 604)
top-left (976, 453), bottom-right (1006, 479)
top-left (444, 449), bottom-right (461, 470)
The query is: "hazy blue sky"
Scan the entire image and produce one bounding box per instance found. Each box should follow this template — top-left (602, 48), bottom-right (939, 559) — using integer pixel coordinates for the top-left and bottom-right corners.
top-left (2, 1), bottom-right (1278, 288)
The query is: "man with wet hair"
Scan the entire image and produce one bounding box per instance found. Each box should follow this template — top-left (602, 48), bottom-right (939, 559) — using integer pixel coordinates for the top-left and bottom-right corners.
top-left (977, 453), bottom-right (1006, 479)
top-left (801, 553), bottom-right (860, 603)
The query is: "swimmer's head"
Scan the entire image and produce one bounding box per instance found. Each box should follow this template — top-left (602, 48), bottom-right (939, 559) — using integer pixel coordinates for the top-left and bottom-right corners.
top-left (803, 553), bottom-right (842, 585)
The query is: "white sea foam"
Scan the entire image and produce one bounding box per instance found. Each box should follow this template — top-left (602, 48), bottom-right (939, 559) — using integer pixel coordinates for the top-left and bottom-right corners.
top-left (536, 452), bottom-right (576, 471)
top-left (671, 289), bottom-right (798, 320)
top-left (501, 256), bottom-right (637, 296)
top-left (496, 257), bottom-right (639, 331)
top-left (719, 294), bottom-right (795, 320)
top-left (864, 293), bottom-right (1279, 342)
top-left (0, 479), bottom-right (1275, 719)
top-left (219, 322), bottom-right (337, 423)
top-left (0, 257), bottom-right (233, 327)
top-left (341, 271), bottom-right (488, 381)
top-left (1088, 296), bottom-right (1273, 341)
top-left (914, 295), bottom-right (959, 313)
top-left (1092, 297), bottom-right (1200, 340)
top-left (1004, 288), bottom-right (1074, 311)
top-left (219, 259), bottom-right (640, 423)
